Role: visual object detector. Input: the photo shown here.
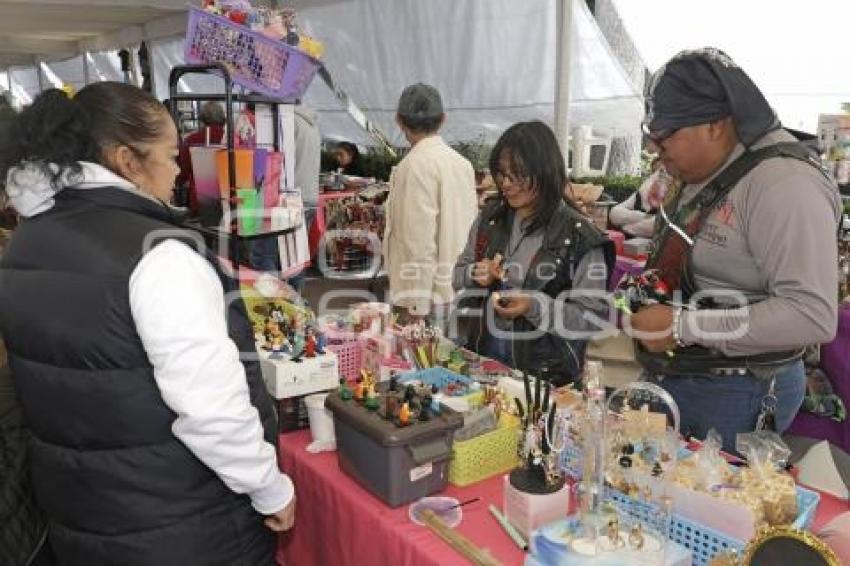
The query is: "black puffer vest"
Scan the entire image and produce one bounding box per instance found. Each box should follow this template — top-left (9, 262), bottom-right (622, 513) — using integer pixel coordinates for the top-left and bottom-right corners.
top-left (455, 200), bottom-right (615, 386)
top-left (0, 187), bottom-right (277, 565)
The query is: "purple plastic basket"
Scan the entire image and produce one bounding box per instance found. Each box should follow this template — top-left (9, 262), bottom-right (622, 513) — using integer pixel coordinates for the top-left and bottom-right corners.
top-left (185, 6), bottom-right (321, 101)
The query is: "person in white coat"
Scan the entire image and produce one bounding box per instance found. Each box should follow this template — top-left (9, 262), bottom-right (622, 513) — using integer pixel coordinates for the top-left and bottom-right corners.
top-left (383, 83), bottom-right (478, 322)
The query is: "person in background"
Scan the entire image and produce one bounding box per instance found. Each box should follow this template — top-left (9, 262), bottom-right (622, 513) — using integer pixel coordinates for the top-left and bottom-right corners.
top-left (609, 157), bottom-right (675, 238)
top-left (630, 48), bottom-right (841, 453)
top-left (0, 83), bottom-right (294, 565)
top-left (332, 140), bottom-right (367, 177)
top-left (452, 121), bottom-right (614, 386)
top-left (175, 101), bottom-right (226, 214)
top-left (384, 83), bottom-right (478, 324)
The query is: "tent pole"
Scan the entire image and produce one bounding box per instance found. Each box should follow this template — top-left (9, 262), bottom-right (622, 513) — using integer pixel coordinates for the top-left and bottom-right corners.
top-left (35, 58), bottom-right (45, 93)
top-left (554, 0), bottom-right (573, 166)
top-left (83, 52), bottom-right (90, 85)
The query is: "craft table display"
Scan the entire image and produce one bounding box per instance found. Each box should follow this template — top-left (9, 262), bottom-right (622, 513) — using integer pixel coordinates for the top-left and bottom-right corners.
top-left (275, 430), bottom-right (845, 566)
top-left (787, 304), bottom-right (850, 453)
top-left (276, 430), bottom-right (526, 566)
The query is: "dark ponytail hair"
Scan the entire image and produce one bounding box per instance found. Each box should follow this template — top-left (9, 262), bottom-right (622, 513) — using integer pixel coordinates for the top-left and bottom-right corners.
top-left (489, 121), bottom-right (575, 233)
top-left (1, 82), bottom-right (168, 191)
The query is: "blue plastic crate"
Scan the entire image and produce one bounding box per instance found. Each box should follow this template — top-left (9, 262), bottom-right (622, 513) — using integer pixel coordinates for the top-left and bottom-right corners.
top-left (607, 485), bottom-right (820, 566)
top-left (397, 367), bottom-right (472, 391)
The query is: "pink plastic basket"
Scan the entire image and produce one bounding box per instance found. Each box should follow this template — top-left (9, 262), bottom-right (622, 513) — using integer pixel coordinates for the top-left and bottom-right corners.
top-left (185, 7), bottom-right (321, 101)
top-left (326, 340), bottom-right (362, 382)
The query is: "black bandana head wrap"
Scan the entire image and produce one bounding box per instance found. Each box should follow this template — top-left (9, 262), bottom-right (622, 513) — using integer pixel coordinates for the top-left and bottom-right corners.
top-left (645, 48), bottom-right (779, 147)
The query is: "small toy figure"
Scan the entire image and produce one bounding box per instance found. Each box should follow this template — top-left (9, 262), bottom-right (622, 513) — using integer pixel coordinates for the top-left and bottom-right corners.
top-left (315, 331), bottom-right (327, 355)
top-left (399, 402), bottom-right (411, 426)
top-left (404, 385), bottom-right (416, 404)
top-left (254, 322), bottom-right (266, 346)
top-left (339, 378), bottom-right (353, 401)
top-left (385, 395), bottom-right (398, 420)
top-left (305, 328), bottom-right (316, 358)
top-left (354, 380), bottom-right (365, 403)
top-left (419, 395), bottom-right (432, 421)
top-left (360, 369), bottom-right (376, 391)
top-left (365, 385), bottom-right (379, 411)
top-left (270, 304), bottom-right (286, 323)
top-left (291, 328), bottom-right (305, 359)
top-left (281, 7), bottom-right (300, 46)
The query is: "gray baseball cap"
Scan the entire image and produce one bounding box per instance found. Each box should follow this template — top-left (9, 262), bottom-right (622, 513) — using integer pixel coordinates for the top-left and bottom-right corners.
top-left (396, 83), bottom-right (444, 119)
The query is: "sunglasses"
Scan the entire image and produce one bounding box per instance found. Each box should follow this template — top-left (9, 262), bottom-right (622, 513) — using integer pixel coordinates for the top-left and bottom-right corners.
top-left (642, 123), bottom-right (680, 145)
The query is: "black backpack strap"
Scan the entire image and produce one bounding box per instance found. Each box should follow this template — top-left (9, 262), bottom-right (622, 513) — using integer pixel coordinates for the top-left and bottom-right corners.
top-left (679, 141), bottom-right (831, 299)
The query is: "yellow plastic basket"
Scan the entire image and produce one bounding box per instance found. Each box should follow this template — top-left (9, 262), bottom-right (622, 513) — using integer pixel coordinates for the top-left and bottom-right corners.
top-left (449, 413), bottom-right (520, 487)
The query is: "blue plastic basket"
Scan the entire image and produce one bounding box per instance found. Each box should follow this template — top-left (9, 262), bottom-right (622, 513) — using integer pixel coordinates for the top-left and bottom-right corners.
top-left (397, 367), bottom-right (472, 390)
top-left (607, 485), bottom-right (821, 566)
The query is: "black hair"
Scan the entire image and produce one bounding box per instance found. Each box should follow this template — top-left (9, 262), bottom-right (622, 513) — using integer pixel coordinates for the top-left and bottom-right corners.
top-left (0, 82), bottom-right (169, 193)
top-left (336, 141), bottom-right (360, 161)
top-left (396, 113), bottom-right (442, 135)
top-left (489, 120), bottom-right (575, 233)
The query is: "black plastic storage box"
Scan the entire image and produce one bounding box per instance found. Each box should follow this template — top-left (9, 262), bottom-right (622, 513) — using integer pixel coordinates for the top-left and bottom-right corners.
top-left (325, 390), bottom-right (463, 507)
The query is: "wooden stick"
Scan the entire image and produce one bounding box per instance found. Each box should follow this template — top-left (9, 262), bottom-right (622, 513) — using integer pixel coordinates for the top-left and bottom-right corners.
top-left (420, 509), bottom-right (503, 566)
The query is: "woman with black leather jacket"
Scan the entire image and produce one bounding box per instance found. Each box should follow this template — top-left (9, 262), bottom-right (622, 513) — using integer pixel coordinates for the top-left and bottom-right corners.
top-left (451, 121), bottom-right (614, 386)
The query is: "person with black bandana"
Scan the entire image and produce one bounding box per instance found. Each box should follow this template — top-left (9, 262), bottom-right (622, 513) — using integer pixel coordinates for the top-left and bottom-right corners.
top-left (628, 48), bottom-right (842, 453)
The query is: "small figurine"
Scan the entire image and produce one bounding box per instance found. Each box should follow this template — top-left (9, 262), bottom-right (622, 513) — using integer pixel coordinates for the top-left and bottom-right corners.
top-left (606, 517), bottom-right (624, 548)
top-left (404, 385), bottom-right (416, 404)
top-left (399, 402), bottom-right (411, 426)
top-left (628, 523), bottom-right (645, 550)
top-left (315, 331), bottom-right (327, 355)
top-left (360, 369), bottom-right (376, 391)
top-left (419, 395), bottom-right (432, 421)
top-left (339, 378), bottom-right (352, 401)
top-left (281, 7), bottom-right (300, 46)
top-left (365, 385), bottom-right (379, 412)
top-left (354, 380), bottom-right (365, 403)
top-left (385, 395), bottom-right (398, 421)
top-left (270, 304), bottom-right (285, 323)
top-left (305, 328), bottom-right (316, 358)
top-left (291, 328), bottom-right (305, 360)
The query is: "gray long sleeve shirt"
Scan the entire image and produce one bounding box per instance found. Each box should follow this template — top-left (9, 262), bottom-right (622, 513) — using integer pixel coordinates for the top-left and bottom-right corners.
top-left (452, 213), bottom-right (610, 336)
top-left (678, 129), bottom-right (842, 356)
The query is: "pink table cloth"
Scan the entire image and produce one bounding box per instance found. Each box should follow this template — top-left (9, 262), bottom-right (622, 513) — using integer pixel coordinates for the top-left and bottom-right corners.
top-left (276, 430), bottom-right (525, 566)
top-left (276, 430), bottom-right (845, 566)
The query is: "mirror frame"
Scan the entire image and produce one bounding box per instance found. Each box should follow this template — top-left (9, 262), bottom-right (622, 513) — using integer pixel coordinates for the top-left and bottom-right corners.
top-left (743, 525), bottom-right (840, 566)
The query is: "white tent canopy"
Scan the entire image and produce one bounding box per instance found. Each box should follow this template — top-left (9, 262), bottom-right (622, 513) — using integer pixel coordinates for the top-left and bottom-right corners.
top-left (1, 0), bottom-right (644, 148)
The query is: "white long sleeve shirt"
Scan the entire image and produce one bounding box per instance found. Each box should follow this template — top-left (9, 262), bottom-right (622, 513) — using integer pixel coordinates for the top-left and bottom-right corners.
top-left (129, 239), bottom-right (293, 515)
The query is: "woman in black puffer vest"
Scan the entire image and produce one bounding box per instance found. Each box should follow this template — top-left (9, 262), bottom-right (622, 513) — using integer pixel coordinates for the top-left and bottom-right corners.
top-left (0, 83), bottom-right (295, 565)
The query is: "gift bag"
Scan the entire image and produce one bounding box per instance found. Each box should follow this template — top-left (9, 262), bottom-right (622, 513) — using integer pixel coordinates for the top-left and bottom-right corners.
top-left (262, 151), bottom-right (284, 209)
top-left (277, 192), bottom-right (310, 277)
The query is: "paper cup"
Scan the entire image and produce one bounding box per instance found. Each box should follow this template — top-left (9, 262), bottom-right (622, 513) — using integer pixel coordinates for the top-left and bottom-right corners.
top-left (305, 393), bottom-right (335, 444)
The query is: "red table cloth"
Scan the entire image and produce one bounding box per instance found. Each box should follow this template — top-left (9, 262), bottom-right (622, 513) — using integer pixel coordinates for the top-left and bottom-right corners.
top-left (276, 430), bottom-right (845, 566)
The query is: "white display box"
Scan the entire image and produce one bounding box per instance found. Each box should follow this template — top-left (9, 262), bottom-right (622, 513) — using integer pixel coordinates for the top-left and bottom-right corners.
top-left (260, 350), bottom-right (339, 399)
